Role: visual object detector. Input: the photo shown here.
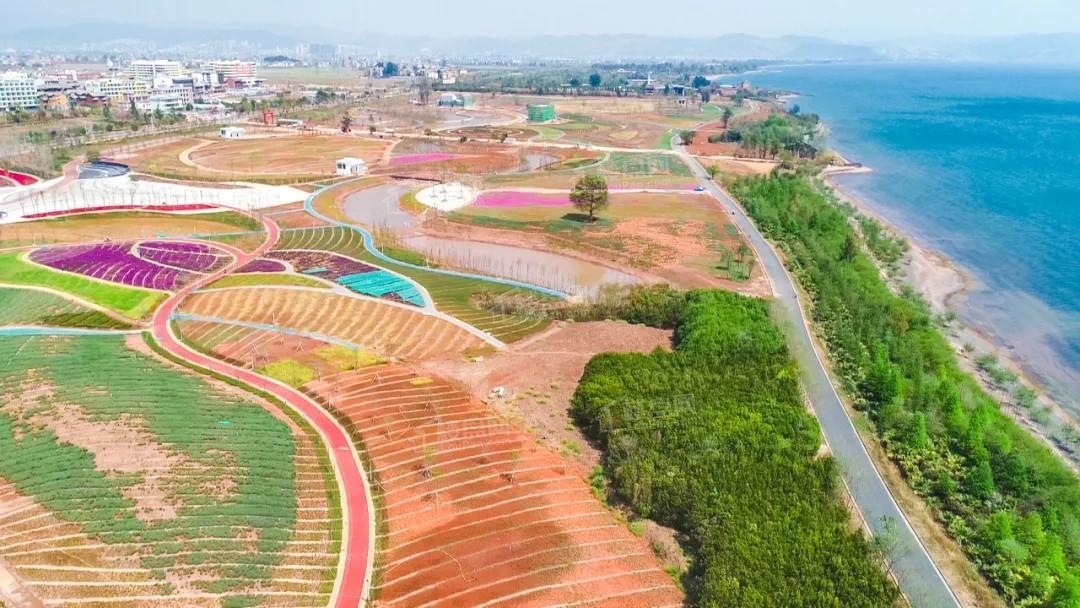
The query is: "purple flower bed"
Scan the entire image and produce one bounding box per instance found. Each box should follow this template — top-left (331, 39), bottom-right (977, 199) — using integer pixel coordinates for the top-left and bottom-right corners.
top-left (30, 242), bottom-right (194, 291)
top-left (139, 240), bottom-right (215, 254)
top-left (236, 258), bottom-right (287, 273)
top-left (137, 241), bottom-right (230, 272)
top-left (267, 250), bottom-right (377, 281)
top-left (390, 152), bottom-right (459, 166)
top-left (474, 191), bottom-right (572, 208)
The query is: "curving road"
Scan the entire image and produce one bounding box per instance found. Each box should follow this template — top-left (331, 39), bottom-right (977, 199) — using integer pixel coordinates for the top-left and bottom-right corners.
top-left (675, 144), bottom-right (961, 608)
top-left (150, 215), bottom-right (375, 608)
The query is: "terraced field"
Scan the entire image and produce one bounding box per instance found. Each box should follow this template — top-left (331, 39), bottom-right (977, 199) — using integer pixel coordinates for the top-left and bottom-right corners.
top-left (165, 321), bottom-right (683, 607)
top-left (0, 287), bottom-right (132, 330)
top-left (179, 287), bottom-right (487, 361)
top-left (0, 334), bottom-right (339, 607)
top-left (266, 251), bottom-right (423, 306)
top-left (304, 364), bottom-right (683, 608)
top-left (0, 252), bottom-right (164, 320)
top-left (274, 227), bottom-right (550, 342)
top-left (0, 211), bottom-right (263, 250)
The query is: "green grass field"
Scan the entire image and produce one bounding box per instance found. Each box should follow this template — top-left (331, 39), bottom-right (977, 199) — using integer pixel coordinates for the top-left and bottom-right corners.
top-left (205, 273), bottom-right (332, 290)
top-left (0, 334), bottom-right (338, 604)
top-left (602, 152), bottom-right (692, 176)
top-left (0, 252), bottom-right (164, 319)
top-left (0, 287), bottom-right (133, 329)
top-left (260, 68), bottom-right (359, 86)
top-left (274, 226), bottom-right (552, 342)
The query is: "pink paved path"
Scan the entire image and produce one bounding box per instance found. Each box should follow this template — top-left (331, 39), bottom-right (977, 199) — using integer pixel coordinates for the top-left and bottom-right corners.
top-left (150, 212), bottom-right (373, 607)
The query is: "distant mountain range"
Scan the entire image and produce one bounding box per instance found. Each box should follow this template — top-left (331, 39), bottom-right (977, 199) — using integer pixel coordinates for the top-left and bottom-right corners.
top-left (4, 23), bottom-right (1080, 64)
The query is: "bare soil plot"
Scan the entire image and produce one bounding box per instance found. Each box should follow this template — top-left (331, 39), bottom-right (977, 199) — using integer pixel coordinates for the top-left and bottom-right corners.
top-left (305, 364), bottom-right (683, 608)
top-left (699, 157), bottom-right (779, 176)
top-left (420, 321), bottom-right (673, 471)
top-left (189, 136), bottom-right (391, 176)
top-left (378, 141), bottom-right (523, 178)
top-left (180, 287), bottom-right (487, 362)
top-left (440, 126), bottom-right (540, 141)
top-left (442, 191), bottom-right (771, 294)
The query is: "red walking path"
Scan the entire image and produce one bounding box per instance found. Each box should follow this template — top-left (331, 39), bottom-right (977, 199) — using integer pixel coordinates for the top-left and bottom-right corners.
top-left (150, 214), bottom-right (375, 607)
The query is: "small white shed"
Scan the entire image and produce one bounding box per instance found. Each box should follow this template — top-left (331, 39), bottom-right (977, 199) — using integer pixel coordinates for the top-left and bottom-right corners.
top-left (336, 157), bottom-right (368, 176)
top-left (219, 126), bottom-right (245, 139)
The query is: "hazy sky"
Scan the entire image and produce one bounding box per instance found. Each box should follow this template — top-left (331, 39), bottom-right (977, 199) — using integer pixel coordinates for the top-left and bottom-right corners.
top-left (8, 0), bottom-right (1080, 39)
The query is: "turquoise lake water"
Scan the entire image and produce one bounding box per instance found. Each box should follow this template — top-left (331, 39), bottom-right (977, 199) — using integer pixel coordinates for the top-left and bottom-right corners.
top-left (722, 63), bottom-right (1080, 410)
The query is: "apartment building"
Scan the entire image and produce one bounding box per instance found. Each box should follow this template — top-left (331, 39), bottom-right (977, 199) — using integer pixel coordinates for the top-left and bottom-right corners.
top-left (0, 71), bottom-right (39, 111)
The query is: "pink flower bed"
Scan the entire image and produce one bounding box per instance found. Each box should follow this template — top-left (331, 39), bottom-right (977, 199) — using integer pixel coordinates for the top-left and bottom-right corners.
top-left (474, 191), bottom-right (572, 208)
top-left (390, 153), bottom-right (459, 166)
top-left (23, 204), bottom-right (216, 220)
top-left (0, 169), bottom-right (39, 186)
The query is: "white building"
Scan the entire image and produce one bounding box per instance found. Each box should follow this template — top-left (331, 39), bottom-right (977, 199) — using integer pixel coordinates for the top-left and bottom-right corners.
top-left (335, 157), bottom-right (367, 176)
top-left (220, 126), bottom-right (245, 139)
top-left (202, 60), bottom-right (257, 80)
top-left (0, 72), bottom-right (39, 111)
top-left (84, 78), bottom-right (149, 99)
top-left (128, 60), bottom-right (184, 80)
top-left (151, 76), bottom-right (194, 106)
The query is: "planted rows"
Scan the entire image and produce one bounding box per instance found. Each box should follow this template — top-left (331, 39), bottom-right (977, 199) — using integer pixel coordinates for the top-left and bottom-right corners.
top-left (0, 287), bottom-right (131, 330)
top-left (0, 251), bottom-right (163, 319)
top-left (180, 287), bottom-right (486, 361)
top-left (305, 363), bottom-right (683, 607)
top-left (0, 335), bottom-right (338, 606)
top-left (275, 227), bottom-right (550, 342)
top-left (29, 241), bottom-right (216, 291)
top-left (267, 250), bottom-right (423, 306)
top-left (136, 241), bottom-right (231, 273)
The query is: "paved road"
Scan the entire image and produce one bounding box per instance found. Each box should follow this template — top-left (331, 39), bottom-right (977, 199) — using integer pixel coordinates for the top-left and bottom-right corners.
top-left (675, 145), bottom-right (961, 608)
top-left (150, 216), bottom-right (375, 608)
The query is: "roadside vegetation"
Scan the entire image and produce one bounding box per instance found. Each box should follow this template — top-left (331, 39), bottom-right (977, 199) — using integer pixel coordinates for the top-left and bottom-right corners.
top-left (731, 173), bottom-right (1080, 607)
top-left (714, 112), bottom-right (822, 160)
top-left (572, 289), bottom-right (900, 606)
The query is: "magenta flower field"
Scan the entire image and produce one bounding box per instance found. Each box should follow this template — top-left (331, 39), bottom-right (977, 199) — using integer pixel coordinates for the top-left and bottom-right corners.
top-left (30, 242), bottom-right (197, 291)
top-left (390, 153), bottom-right (460, 166)
top-left (236, 258), bottom-right (288, 273)
top-left (137, 241), bottom-right (231, 272)
top-left (473, 191), bottom-right (572, 208)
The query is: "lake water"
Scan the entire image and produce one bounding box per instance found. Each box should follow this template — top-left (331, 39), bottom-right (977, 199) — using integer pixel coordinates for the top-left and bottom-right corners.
top-left (722, 63), bottom-right (1080, 411)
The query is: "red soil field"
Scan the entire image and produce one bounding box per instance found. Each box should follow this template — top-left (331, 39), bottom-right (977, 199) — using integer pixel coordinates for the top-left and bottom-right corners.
top-left (179, 287), bottom-right (486, 362)
top-left (305, 365), bottom-right (684, 608)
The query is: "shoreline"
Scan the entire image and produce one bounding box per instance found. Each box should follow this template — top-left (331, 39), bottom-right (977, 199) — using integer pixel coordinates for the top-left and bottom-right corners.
top-left (822, 170), bottom-right (1080, 472)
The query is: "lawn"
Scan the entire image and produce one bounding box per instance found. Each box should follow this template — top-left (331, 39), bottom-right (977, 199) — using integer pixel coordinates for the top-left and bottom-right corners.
top-left (204, 273), bottom-right (332, 290)
top-left (0, 252), bottom-right (164, 319)
top-left (260, 67), bottom-right (360, 86)
top-left (602, 152), bottom-right (692, 176)
top-left (0, 287), bottom-right (132, 329)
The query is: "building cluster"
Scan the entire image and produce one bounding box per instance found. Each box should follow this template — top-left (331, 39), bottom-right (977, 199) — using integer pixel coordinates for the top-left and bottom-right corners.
top-left (0, 59), bottom-right (261, 115)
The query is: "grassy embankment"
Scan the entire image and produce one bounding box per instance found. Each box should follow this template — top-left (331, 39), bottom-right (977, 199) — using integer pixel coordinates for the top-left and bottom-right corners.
top-left (731, 174), bottom-right (1080, 607)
